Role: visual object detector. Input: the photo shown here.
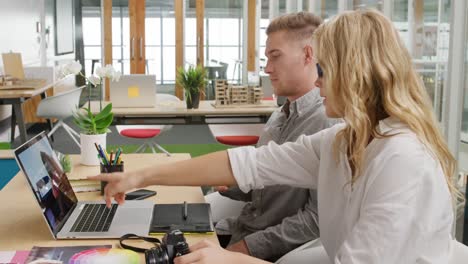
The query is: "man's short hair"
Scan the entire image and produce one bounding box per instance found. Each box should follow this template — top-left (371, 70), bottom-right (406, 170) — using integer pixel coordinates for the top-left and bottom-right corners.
top-left (266, 11), bottom-right (323, 41)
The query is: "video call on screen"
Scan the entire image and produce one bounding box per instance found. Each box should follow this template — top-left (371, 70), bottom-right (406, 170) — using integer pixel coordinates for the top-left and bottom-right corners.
top-left (18, 136), bottom-right (77, 231)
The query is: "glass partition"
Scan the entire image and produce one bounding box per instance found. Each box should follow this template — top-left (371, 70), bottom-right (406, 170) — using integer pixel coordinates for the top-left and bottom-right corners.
top-left (463, 0), bottom-right (468, 244)
top-left (459, 5), bottom-right (468, 144)
top-left (390, 0), bottom-right (451, 121)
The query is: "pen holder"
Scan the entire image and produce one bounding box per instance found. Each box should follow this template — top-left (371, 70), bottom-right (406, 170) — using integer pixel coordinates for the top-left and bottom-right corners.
top-left (100, 162), bottom-right (124, 195)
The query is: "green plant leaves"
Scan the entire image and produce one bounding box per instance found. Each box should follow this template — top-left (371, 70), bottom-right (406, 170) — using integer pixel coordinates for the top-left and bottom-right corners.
top-left (94, 103), bottom-right (113, 121)
top-left (72, 103), bottom-right (114, 135)
top-left (176, 65), bottom-right (207, 103)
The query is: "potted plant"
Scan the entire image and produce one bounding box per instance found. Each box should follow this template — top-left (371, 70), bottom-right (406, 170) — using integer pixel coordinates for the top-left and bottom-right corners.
top-left (58, 61), bottom-right (121, 166)
top-left (73, 103), bottom-right (114, 165)
top-left (176, 65), bottom-right (207, 109)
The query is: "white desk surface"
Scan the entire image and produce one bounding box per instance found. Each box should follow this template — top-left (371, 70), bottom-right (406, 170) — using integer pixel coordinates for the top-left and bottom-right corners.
top-left (90, 100), bottom-right (278, 116)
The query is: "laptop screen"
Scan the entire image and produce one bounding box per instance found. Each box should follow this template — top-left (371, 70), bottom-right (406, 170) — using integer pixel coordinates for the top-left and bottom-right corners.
top-left (15, 132), bottom-right (78, 234)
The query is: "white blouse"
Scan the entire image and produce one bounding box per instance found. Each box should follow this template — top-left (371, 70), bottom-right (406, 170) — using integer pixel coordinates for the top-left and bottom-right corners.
top-left (228, 117), bottom-right (453, 263)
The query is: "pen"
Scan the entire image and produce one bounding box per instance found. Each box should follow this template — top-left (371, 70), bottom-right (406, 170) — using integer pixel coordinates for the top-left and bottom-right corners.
top-left (103, 147), bottom-right (110, 163)
top-left (110, 151), bottom-right (114, 165)
top-left (95, 143), bottom-right (106, 164)
top-left (114, 148), bottom-right (122, 165)
top-left (98, 145), bottom-right (109, 165)
top-left (183, 201), bottom-right (188, 220)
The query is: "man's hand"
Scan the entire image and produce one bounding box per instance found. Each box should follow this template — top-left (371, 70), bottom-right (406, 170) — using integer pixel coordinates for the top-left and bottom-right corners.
top-left (226, 239), bottom-right (251, 255)
top-left (214, 186), bottom-right (229, 192)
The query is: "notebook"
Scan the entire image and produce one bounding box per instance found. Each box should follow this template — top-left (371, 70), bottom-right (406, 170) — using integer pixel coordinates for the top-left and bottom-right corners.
top-left (150, 203), bottom-right (214, 234)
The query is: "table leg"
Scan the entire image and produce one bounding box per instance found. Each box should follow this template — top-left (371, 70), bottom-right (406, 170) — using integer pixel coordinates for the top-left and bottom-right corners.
top-left (40, 92), bottom-right (54, 141)
top-left (12, 102), bottom-right (27, 144)
top-left (10, 108), bottom-right (16, 143)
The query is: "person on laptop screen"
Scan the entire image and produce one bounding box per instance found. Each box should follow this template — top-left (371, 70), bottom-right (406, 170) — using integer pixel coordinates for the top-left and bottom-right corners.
top-left (40, 151), bottom-right (75, 223)
top-left (16, 134), bottom-right (78, 231)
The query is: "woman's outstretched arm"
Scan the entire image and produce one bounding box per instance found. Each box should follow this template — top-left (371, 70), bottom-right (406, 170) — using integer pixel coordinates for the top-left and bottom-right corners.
top-left (88, 151), bottom-right (236, 206)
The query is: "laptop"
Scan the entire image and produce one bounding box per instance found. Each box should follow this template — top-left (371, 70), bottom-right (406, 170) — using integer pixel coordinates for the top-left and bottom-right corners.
top-left (110, 74), bottom-right (156, 108)
top-left (14, 132), bottom-right (153, 239)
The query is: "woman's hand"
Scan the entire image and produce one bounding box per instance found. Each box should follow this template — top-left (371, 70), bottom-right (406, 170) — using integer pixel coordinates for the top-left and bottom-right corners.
top-left (88, 171), bottom-right (141, 207)
top-left (174, 240), bottom-right (267, 264)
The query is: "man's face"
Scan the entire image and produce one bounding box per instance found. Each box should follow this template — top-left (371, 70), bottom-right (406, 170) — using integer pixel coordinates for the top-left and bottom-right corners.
top-left (264, 31), bottom-right (314, 97)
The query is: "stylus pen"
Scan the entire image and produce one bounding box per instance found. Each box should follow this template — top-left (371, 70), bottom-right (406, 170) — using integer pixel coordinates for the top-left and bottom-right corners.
top-left (183, 201), bottom-right (188, 220)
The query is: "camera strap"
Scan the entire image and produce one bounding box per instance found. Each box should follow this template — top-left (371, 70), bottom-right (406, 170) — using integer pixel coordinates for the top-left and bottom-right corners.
top-left (119, 233), bottom-right (162, 253)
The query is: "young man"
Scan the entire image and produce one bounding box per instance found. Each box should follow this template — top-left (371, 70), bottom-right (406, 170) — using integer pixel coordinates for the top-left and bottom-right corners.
top-left (211, 12), bottom-right (340, 261)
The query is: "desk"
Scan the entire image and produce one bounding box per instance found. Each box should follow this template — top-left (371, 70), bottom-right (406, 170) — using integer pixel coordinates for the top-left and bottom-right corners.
top-left (0, 153), bottom-right (218, 259)
top-left (0, 79), bottom-right (54, 144)
top-left (0, 149), bottom-right (14, 159)
top-left (90, 100), bottom-right (278, 124)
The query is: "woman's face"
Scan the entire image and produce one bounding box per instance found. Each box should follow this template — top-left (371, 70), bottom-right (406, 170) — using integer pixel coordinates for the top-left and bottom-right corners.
top-left (314, 61), bottom-right (340, 118)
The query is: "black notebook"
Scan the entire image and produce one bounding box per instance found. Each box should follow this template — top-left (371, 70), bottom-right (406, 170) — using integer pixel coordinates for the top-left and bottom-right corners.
top-left (149, 203), bottom-right (214, 234)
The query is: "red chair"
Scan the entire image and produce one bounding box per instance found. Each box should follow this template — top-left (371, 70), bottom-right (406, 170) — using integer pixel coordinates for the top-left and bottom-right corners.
top-left (116, 125), bottom-right (171, 155)
top-left (208, 124), bottom-right (264, 146)
top-left (115, 94), bottom-right (181, 156)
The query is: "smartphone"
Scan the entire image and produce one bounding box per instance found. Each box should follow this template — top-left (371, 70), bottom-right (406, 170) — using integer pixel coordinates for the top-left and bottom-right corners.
top-left (125, 189), bottom-right (157, 200)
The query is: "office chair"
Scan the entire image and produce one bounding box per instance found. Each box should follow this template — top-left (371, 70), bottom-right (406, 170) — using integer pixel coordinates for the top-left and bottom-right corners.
top-left (116, 94), bottom-right (181, 156)
top-left (218, 61), bottom-right (228, 80)
top-left (116, 125), bottom-right (171, 155)
top-left (205, 124), bottom-right (263, 237)
top-left (208, 124), bottom-right (264, 146)
top-left (36, 82), bottom-right (86, 148)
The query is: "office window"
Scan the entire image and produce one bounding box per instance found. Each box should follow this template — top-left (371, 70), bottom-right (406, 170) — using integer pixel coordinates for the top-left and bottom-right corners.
top-left (353, 0), bottom-right (382, 10)
top-left (146, 6), bottom-right (176, 84)
top-left (204, 0), bottom-right (244, 84)
top-left (82, 13), bottom-right (102, 76)
top-left (391, 0), bottom-right (451, 120)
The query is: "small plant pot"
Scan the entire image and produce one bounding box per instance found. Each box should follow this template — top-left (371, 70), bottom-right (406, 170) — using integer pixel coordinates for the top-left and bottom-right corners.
top-left (80, 133), bottom-right (106, 166)
top-left (186, 92), bottom-right (200, 109)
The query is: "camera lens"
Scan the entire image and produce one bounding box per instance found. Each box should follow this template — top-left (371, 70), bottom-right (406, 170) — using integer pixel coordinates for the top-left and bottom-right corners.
top-left (145, 246), bottom-right (170, 264)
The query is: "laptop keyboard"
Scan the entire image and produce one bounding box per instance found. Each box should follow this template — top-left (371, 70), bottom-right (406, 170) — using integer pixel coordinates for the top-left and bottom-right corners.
top-left (70, 204), bottom-right (118, 232)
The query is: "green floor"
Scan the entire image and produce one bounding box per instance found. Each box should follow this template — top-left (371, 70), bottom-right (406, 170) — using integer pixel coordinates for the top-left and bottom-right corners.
top-left (109, 143), bottom-right (231, 157)
top-left (0, 142), bottom-right (15, 190)
top-left (0, 142), bottom-right (10, 149)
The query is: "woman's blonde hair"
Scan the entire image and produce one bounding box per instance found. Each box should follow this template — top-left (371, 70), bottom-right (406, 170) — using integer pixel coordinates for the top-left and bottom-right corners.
top-left (313, 9), bottom-right (458, 195)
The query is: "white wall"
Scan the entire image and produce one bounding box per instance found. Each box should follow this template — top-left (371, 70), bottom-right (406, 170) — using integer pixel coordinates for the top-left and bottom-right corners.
top-left (0, 0), bottom-right (75, 122)
top-left (0, 1), bottom-right (42, 121)
top-left (0, 0), bottom-right (42, 68)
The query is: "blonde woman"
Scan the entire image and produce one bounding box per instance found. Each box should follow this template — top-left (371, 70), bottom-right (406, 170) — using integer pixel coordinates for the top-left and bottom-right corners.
top-left (91, 10), bottom-right (457, 263)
